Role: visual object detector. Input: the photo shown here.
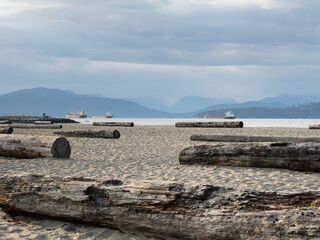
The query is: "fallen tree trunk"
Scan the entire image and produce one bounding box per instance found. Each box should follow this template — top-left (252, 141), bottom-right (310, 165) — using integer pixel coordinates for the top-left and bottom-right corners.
top-left (175, 121), bottom-right (243, 128)
top-left (54, 130), bottom-right (120, 139)
top-left (0, 120), bottom-right (11, 124)
top-left (309, 124), bottom-right (320, 129)
top-left (0, 134), bottom-right (71, 158)
top-left (93, 122), bottom-right (134, 127)
top-left (190, 134), bottom-right (320, 142)
top-left (34, 121), bottom-right (52, 124)
top-left (0, 127), bottom-right (13, 134)
top-left (1, 173), bottom-right (320, 240)
top-left (179, 142), bottom-right (320, 172)
top-left (2, 124), bottom-right (62, 129)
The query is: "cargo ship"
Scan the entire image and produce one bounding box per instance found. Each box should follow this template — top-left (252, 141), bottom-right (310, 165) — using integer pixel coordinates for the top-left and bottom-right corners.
top-left (66, 110), bottom-right (87, 118)
top-left (204, 111), bottom-right (236, 119)
top-left (92, 112), bottom-right (113, 118)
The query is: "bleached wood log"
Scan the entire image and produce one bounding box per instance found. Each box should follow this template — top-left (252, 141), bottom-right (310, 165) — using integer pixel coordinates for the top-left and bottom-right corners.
top-left (175, 121), bottom-right (244, 128)
top-left (1, 173), bottom-right (320, 240)
top-left (190, 134), bottom-right (320, 142)
top-left (0, 134), bottom-right (71, 158)
top-left (309, 124), bottom-right (320, 129)
top-left (0, 120), bottom-right (11, 124)
top-left (2, 124), bottom-right (62, 129)
top-left (0, 127), bottom-right (13, 134)
top-left (93, 122), bottom-right (134, 127)
top-left (54, 130), bottom-right (120, 139)
top-left (179, 142), bottom-right (320, 172)
top-left (34, 121), bottom-right (52, 124)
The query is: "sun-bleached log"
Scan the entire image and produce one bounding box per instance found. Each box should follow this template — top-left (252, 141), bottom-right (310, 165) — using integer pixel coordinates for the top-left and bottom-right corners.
top-left (0, 134), bottom-right (71, 158)
top-left (54, 130), bottom-right (120, 139)
top-left (34, 121), bottom-right (52, 124)
top-left (1, 173), bottom-right (320, 240)
top-left (175, 121), bottom-right (243, 128)
top-left (0, 127), bottom-right (13, 134)
top-left (0, 120), bottom-right (11, 124)
top-left (190, 134), bottom-right (320, 142)
top-left (1, 124), bottom-right (62, 129)
top-left (309, 124), bottom-right (320, 129)
top-left (179, 142), bottom-right (320, 172)
top-left (93, 122), bottom-right (134, 127)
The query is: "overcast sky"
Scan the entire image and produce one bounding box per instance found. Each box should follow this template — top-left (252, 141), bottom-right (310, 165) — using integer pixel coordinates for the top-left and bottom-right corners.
top-left (0, 0), bottom-right (320, 103)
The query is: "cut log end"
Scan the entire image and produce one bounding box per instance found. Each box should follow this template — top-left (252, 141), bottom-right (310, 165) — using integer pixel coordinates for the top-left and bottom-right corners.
top-left (112, 130), bottom-right (120, 138)
top-left (239, 121), bottom-right (244, 128)
top-left (51, 137), bottom-right (71, 158)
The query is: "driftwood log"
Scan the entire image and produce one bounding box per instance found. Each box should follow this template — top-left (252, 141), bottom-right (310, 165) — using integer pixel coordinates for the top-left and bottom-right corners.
top-left (0, 127), bottom-right (13, 134)
top-left (1, 124), bottom-right (62, 129)
top-left (175, 121), bottom-right (243, 128)
top-left (0, 134), bottom-right (71, 158)
top-left (179, 142), bottom-right (320, 172)
top-left (34, 121), bottom-right (52, 124)
top-left (309, 124), bottom-right (320, 129)
top-left (0, 120), bottom-right (11, 124)
top-left (190, 134), bottom-right (320, 142)
top-left (1, 173), bottom-right (320, 240)
top-left (54, 130), bottom-right (120, 139)
top-left (93, 122), bottom-right (134, 127)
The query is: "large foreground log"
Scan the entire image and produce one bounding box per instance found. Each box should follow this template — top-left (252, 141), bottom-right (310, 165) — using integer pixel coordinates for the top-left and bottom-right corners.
top-left (175, 121), bottom-right (243, 128)
top-left (1, 173), bottom-right (320, 240)
top-left (0, 127), bottom-right (13, 134)
top-left (2, 124), bottom-right (62, 129)
top-left (0, 134), bottom-right (71, 158)
top-left (179, 142), bottom-right (320, 172)
top-left (309, 124), bottom-right (320, 129)
top-left (93, 122), bottom-right (134, 127)
top-left (191, 134), bottom-right (320, 142)
top-left (54, 130), bottom-right (120, 139)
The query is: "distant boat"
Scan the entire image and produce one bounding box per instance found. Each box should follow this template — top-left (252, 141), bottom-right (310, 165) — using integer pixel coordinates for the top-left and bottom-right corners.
top-left (92, 112), bottom-right (113, 119)
top-left (204, 111), bottom-right (236, 119)
top-left (66, 110), bottom-right (87, 118)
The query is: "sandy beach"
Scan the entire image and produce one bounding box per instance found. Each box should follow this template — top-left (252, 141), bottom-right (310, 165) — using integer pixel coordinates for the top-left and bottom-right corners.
top-left (2, 124), bottom-right (320, 239)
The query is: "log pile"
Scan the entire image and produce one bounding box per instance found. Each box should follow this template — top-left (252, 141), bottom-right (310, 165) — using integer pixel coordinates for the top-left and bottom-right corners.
top-left (1, 173), bottom-right (320, 240)
top-left (54, 130), bottom-right (120, 139)
top-left (175, 121), bottom-right (243, 128)
top-left (0, 127), bottom-right (13, 134)
top-left (0, 134), bottom-right (71, 158)
top-left (93, 122), bottom-right (134, 127)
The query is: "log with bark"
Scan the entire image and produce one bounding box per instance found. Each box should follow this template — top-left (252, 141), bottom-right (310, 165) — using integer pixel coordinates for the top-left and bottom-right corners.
top-left (1, 173), bottom-right (320, 240)
top-left (54, 129), bottom-right (120, 139)
top-left (0, 134), bottom-right (71, 158)
top-left (175, 121), bottom-right (244, 128)
top-left (190, 134), bottom-right (320, 142)
top-left (0, 120), bottom-right (11, 124)
top-left (179, 142), bottom-right (320, 172)
top-left (309, 124), bottom-right (320, 129)
top-left (1, 124), bottom-right (62, 129)
top-left (34, 121), bottom-right (52, 124)
top-left (0, 127), bottom-right (13, 134)
top-left (93, 122), bottom-right (134, 127)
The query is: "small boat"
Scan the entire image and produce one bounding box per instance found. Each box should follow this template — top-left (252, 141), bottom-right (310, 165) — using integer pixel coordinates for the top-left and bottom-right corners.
top-left (92, 112), bottom-right (113, 119)
top-left (204, 111), bottom-right (236, 119)
top-left (66, 110), bottom-right (87, 118)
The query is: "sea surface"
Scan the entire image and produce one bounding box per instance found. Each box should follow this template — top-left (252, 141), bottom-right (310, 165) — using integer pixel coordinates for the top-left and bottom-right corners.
top-left (74, 118), bottom-right (320, 128)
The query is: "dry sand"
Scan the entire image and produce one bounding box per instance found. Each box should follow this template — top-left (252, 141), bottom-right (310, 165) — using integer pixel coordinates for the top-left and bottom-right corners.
top-left (1, 123), bottom-right (320, 239)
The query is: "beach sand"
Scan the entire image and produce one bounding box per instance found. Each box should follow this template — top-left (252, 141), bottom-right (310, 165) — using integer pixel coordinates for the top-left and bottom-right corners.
top-left (1, 124), bottom-right (320, 239)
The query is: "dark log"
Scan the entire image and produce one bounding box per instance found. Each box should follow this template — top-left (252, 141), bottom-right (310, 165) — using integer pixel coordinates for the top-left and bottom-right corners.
top-left (1, 173), bottom-right (320, 240)
top-left (54, 130), bottom-right (120, 139)
top-left (0, 134), bottom-right (71, 158)
top-left (309, 124), bottom-right (320, 129)
top-left (175, 121), bottom-right (243, 128)
top-left (34, 121), bottom-right (52, 124)
top-left (190, 134), bottom-right (320, 142)
top-left (93, 122), bottom-right (134, 127)
top-left (179, 142), bottom-right (320, 172)
top-left (0, 127), bottom-right (13, 134)
top-left (2, 124), bottom-right (62, 129)
top-left (0, 120), bottom-right (11, 124)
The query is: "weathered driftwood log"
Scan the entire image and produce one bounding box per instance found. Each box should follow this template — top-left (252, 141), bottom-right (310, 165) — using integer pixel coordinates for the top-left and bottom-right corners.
top-left (93, 122), bottom-right (134, 127)
top-left (175, 121), bottom-right (244, 128)
top-left (190, 134), bottom-right (320, 142)
top-left (1, 173), bottom-right (320, 240)
top-left (54, 130), bottom-right (120, 139)
top-left (2, 124), bottom-right (62, 129)
top-left (0, 127), bottom-right (13, 134)
top-left (34, 121), bottom-right (52, 124)
top-left (309, 124), bottom-right (320, 129)
top-left (0, 120), bottom-right (11, 124)
top-left (0, 134), bottom-right (71, 158)
top-left (179, 142), bottom-right (320, 172)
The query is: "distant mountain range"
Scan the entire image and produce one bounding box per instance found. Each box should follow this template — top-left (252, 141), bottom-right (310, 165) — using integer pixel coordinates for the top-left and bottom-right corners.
top-left (1, 88), bottom-right (320, 118)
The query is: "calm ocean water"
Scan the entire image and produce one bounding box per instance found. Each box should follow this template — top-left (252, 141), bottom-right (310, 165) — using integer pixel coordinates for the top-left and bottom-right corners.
top-left (74, 118), bottom-right (320, 128)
